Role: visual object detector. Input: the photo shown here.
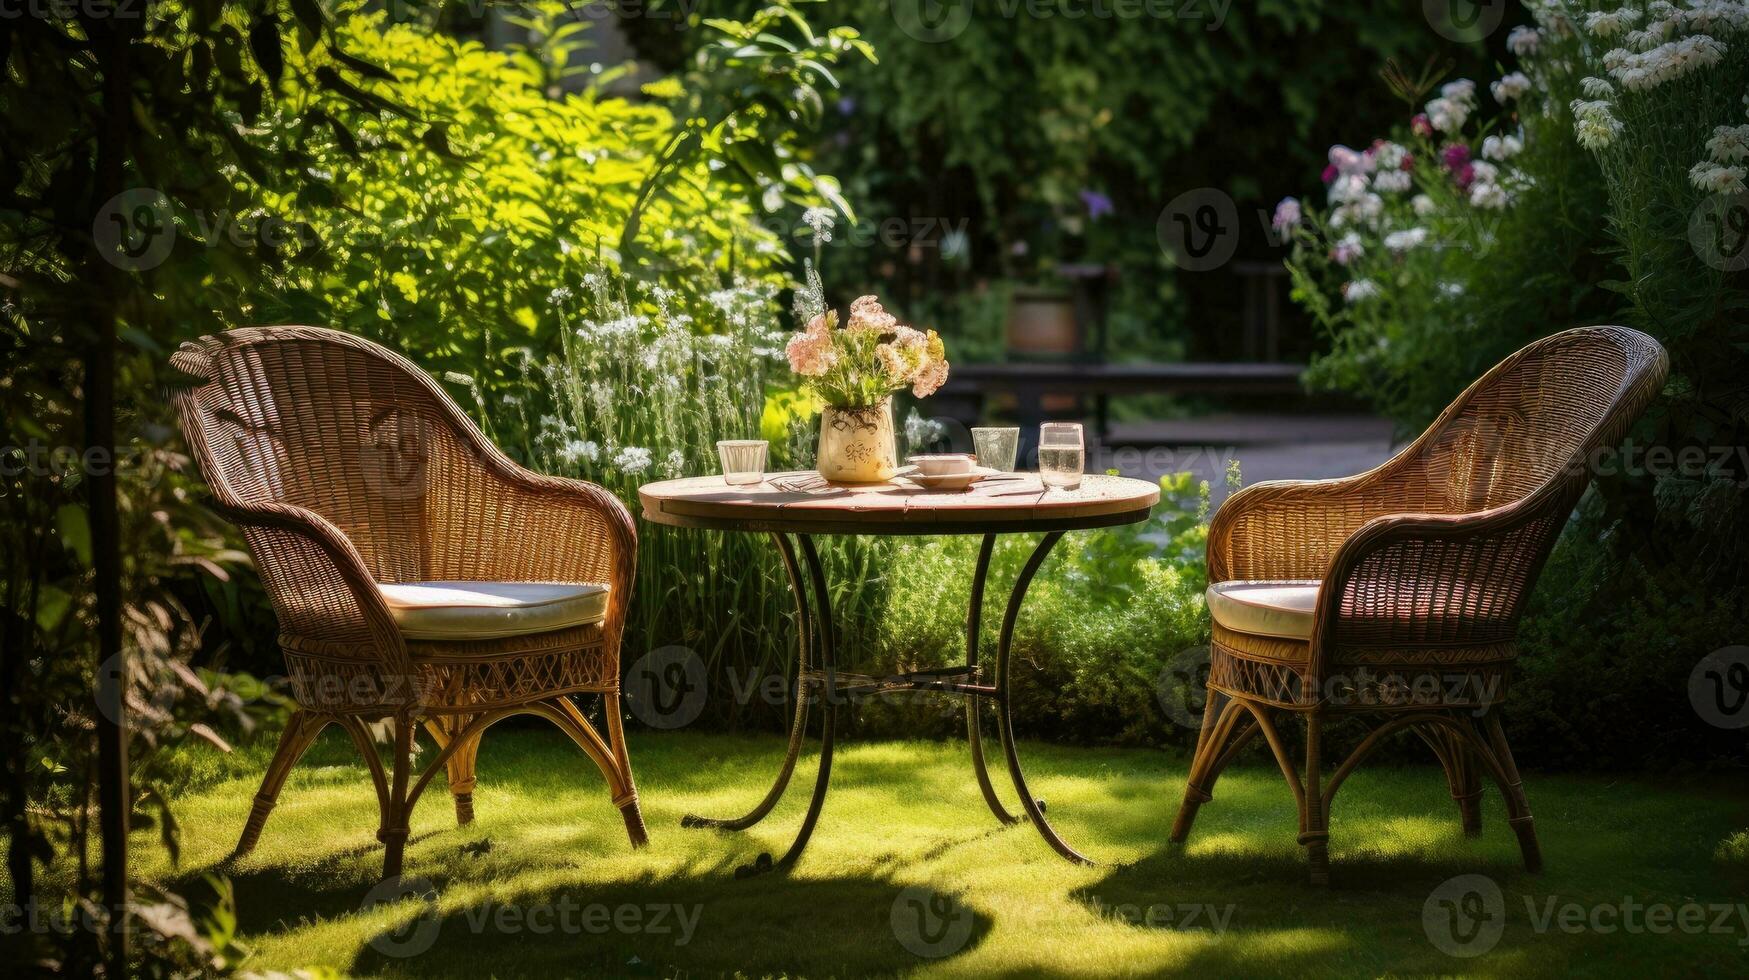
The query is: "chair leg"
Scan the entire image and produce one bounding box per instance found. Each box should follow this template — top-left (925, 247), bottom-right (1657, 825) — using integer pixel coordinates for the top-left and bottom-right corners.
top-left (1482, 711), bottom-right (1542, 873)
top-left (424, 715), bottom-right (482, 826)
top-left (547, 694), bottom-right (647, 848)
top-left (234, 710), bottom-right (330, 858)
top-left (1301, 711), bottom-right (1330, 886)
top-left (603, 693), bottom-right (648, 847)
top-left (379, 714), bottom-right (416, 880)
top-left (1171, 691), bottom-right (1248, 843)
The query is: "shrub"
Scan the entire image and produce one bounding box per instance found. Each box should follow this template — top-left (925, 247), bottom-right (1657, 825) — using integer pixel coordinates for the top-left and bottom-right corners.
top-left (1279, 0), bottom-right (1749, 767)
top-left (864, 472), bottom-right (1214, 746)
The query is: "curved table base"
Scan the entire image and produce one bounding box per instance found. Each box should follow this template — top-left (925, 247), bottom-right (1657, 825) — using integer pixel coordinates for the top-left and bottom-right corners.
top-left (683, 529), bottom-right (1091, 874)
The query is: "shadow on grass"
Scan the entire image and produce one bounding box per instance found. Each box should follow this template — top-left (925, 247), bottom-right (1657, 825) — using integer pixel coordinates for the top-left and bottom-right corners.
top-left (347, 871), bottom-right (982, 978)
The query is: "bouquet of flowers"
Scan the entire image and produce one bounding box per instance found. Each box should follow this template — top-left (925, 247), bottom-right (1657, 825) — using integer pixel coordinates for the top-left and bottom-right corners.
top-left (785, 290), bottom-right (949, 408)
top-left (782, 264), bottom-right (950, 480)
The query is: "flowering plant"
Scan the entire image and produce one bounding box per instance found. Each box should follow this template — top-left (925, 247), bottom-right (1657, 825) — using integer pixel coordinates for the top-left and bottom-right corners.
top-left (783, 264), bottom-right (950, 408)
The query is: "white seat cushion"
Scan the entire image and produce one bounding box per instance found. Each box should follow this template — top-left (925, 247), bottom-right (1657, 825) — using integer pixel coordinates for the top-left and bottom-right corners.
top-left (1206, 580), bottom-right (1322, 640)
top-left (378, 581), bottom-right (609, 641)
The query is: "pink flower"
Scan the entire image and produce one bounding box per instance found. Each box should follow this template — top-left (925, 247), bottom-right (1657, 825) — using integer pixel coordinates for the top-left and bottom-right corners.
top-left (847, 294), bottom-right (898, 333)
top-left (911, 358), bottom-right (949, 398)
top-left (1399, 153), bottom-right (1415, 172)
top-left (1272, 197), bottom-right (1302, 231)
top-left (1321, 163), bottom-right (1339, 184)
top-left (1441, 144), bottom-right (1471, 169)
top-left (1411, 114), bottom-right (1433, 138)
top-left (785, 313), bottom-right (838, 377)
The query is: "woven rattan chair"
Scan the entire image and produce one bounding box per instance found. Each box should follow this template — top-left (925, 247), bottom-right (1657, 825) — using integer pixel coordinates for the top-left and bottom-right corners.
top-left (1171, 325), bottom-right (1666, 884)
top-left (171, 325), bottom-right (646, 878)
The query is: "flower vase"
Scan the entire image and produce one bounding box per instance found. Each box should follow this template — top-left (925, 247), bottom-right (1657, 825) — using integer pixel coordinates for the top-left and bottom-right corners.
top-left (817, 398), bottom-right (897, 483)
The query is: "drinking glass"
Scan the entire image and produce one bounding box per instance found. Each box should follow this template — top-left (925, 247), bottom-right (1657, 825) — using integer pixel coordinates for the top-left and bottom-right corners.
top-left (717, 440), bottom-right (768, 485)
top-left (971, 426), bottom-right (1020, 472)
top-left (1038, 422), bottom-right (1084, 491)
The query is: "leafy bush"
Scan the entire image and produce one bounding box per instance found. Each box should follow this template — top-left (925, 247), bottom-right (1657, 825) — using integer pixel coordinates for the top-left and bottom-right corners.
top-left (244, 3), bottom-right (869, 387)
top-left (864, 472), bottom-right (1214, 746)
top-left (1279, 0), bottom-right (1749, 767)
top-left (624, 0), bottom-right (1495, 360)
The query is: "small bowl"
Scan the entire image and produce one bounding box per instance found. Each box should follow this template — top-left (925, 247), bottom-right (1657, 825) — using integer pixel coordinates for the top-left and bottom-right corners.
top-left (907, 453), bottom-right (975, 477)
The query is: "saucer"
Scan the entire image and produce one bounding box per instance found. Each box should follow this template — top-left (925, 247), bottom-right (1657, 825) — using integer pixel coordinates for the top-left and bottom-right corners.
top-left (906, 465), bottom-right (1002, 491)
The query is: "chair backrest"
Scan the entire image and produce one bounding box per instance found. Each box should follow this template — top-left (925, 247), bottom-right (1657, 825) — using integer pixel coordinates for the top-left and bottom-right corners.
top-left (1406, 325), bottom-right (1667, 518)
top-left (171, 326), bottom-right (474, 585)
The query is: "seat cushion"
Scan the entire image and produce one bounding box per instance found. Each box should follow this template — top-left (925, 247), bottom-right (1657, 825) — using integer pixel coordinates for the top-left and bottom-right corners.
top-left (378, 581), bottom-right (609, 641)
top-left (1206, 580), bottom-right (1321, 640)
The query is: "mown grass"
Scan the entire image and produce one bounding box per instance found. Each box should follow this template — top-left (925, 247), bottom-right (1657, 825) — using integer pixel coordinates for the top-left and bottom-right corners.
top-left (116, 727), bottom-right (1749, 977)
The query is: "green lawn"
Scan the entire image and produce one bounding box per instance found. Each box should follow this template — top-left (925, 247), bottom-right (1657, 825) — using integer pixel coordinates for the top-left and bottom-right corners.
top-left (126, 726), bottom-right (1749, 977)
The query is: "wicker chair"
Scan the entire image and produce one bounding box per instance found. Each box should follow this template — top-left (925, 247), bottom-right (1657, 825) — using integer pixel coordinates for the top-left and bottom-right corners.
top-left (1171, 325), bottom-right (1667, 884)
top-left (171, 326), bottom-right (646, 878)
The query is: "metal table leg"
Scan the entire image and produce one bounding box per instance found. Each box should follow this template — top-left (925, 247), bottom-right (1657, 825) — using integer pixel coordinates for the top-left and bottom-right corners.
top-left (721, 534), bottom-right (838, 878)
top-left (693, 529), bottom-right (1089, 874)
top-left (681, 532), bottom-right (813, 832)
top-left (994, 531), bottom-right (1093, 864)
top-left (965, 533), bottom-right (1020, 825)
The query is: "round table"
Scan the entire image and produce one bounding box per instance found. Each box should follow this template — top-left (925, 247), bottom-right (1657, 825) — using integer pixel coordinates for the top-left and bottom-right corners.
top-left (638, 470), bottom-right (1160, 875)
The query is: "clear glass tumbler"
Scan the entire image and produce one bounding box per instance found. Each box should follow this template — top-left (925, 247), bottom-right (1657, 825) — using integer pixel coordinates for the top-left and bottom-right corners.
top-left (717, 439), bottom-right (768, 485)
top-left (971, 426), bottom-right (1020, 472)
top-left (1038, 422), bottom-right (1084, 491)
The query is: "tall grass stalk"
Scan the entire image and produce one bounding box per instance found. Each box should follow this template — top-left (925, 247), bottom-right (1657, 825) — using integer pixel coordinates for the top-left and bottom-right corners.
top-left (515, 275), bottom-right (892, 726)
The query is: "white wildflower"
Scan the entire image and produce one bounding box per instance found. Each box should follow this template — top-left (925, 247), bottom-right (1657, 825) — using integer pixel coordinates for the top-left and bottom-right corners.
top-left (664, 449), bottom-right (686, 476)
top-left (557, 439), bottom-right (600, 466)
top-left (1469, 180), bottom-right (1511, 209)
top-left (1328, 172), bottom-right (1372, 204)
top-left (1492, 72), bottom-right (1533, 103)
top-left (1690, 160), bottom-right (1749, 193)
top-left (1343, 279), bottom-right (1380, 303)
top-left (1571, 99), bottom-right (1624, 149)
top-left (1507, 26), bottom-right (1541, 57)
top-left (1412, 194), bottom-right (1437, 217)
top-left (1425, 80), bottom-right (1478, 134)
top-left (1584, 8), bottom-right (1640, 38)
top-left (1384, 227), bottom-right (1429, 253)
top-left (1708, 124), bottom-right (1749, 162)
top-left (1482, 134), bottom-right (1524, 161)
top-left (1328, 144), bottom-right (1374, 176)
top-left (611, 446), bottom-right (653, 474)
top-left (548, 286), bottom-right (574, 306)
top-left (1607, 35), bottom-right (1728, 92)
top-left (1330, 233), bottom-right (1365, 265)
top-left (1580, 76), bottom-right (1615, 98)
top-left (1373, 169), bottom-right (1414, 193)
top-left (801, 206), bottom-right (836, 245)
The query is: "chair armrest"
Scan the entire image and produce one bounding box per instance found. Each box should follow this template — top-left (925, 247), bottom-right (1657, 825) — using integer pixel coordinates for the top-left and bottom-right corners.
top-left (215, 499), bottom-right (409, 672)
top-left (471, 464), bottom-right (638, 593)
top-left (1310, 488), bottom-right (1569, 660)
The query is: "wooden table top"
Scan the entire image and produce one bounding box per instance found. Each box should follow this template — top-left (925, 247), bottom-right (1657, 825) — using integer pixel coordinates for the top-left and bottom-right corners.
top-left (638, 471), bottom-right (1160, 535)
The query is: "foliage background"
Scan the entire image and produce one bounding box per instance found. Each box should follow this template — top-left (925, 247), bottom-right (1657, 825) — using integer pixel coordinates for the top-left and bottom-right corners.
top-left (1281, 0), bottom-right (1749, 769)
